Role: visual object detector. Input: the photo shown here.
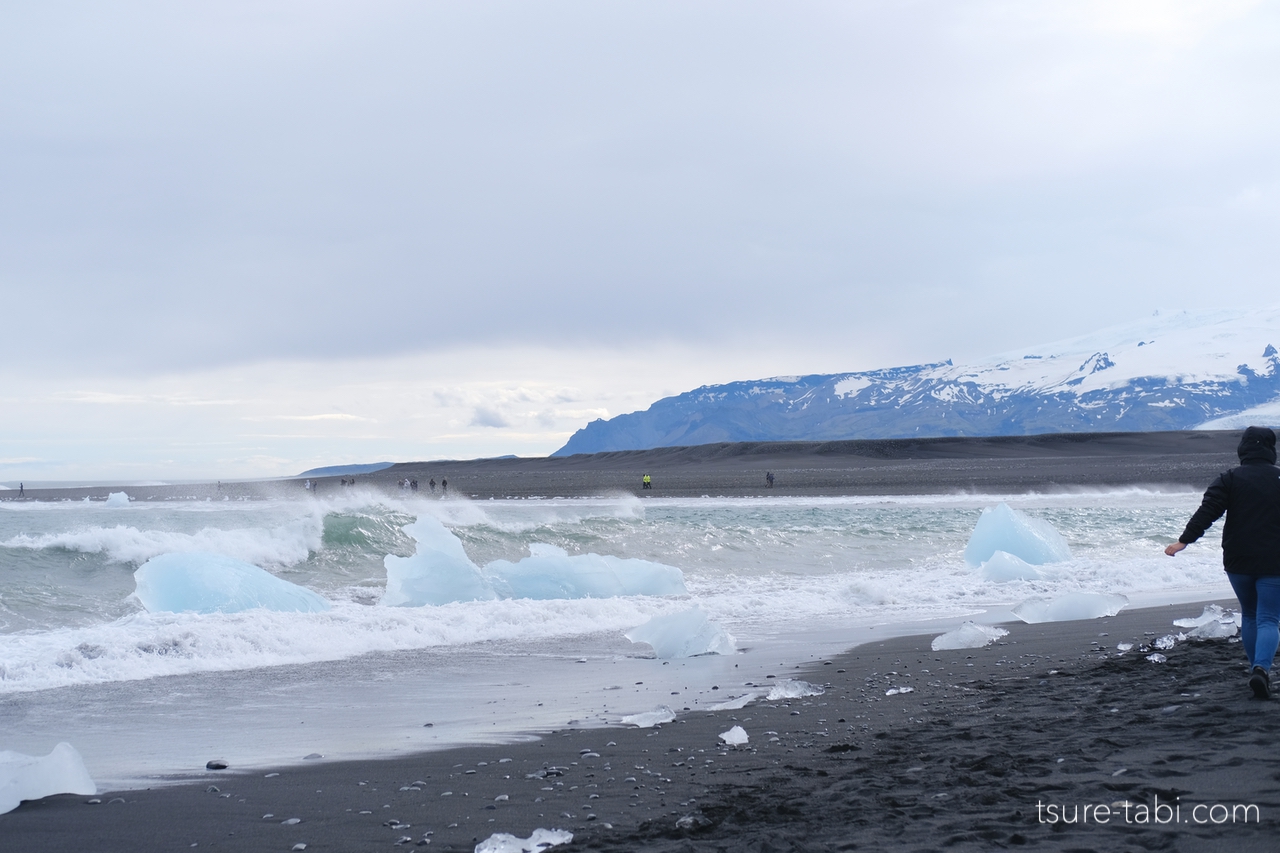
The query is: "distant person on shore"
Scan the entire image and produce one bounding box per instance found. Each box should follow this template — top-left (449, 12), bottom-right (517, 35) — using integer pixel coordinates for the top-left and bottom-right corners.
top-left (441, 478), bottom-right (448, 494)
top-left (411, 479), bottom-right (418, 492)
top-left (766, 471), bottom-right (774, 488)
top-left (18, 483), bottom-right (23, 497)
top-left (1166, 426), bottom-right (1280, 699)
top-left (429, 478), bottom-right (436, 492)
top-left (642, 473), bottom-right (652, 490)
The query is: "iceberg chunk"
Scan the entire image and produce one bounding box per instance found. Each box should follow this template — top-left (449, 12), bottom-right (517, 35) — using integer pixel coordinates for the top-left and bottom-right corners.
top-left (381, 517), bottom-right (497, 606)
top-left (382, 521), bottom-right (688, 606)
top-left (931, 622), bottom-right (1009, 650)
top-left (625, 607), bottom-right (735, 659)
top-left (718, 725), bottom-right (749, 746)
top-left (475, 828), bottom-right (573, 853)
top-left (484, 544), bottom-right (687, 599)
top-left (104, 492), bottom-right (130, 506)
top-left (766, 679), bottom-right (823, 700)
top-left (621, 706), bottom-right (676, 728)
top-left (134, 552), bottom-right (330, 614)
top-left (0, 743), bottom-right (96, 815)
top-left (1173, 604), bottom-right (1240, 639)
top-left (1012, 592), bottom-right (1128, 623)
top-left (964, 504), bottom-right (1071, 567)
top-left (980, 550), bottom-right (1044, 582)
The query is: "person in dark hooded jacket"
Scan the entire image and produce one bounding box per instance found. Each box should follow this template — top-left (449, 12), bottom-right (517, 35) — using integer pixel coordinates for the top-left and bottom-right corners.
top-left (1166, 426), bottom-right (1280, 698)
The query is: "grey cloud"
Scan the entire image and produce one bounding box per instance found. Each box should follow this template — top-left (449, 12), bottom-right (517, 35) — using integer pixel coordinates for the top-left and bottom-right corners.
top-left (1, 2), bottom-right (1277, 379)
top-left (470, 407), bottom-right (510, 429)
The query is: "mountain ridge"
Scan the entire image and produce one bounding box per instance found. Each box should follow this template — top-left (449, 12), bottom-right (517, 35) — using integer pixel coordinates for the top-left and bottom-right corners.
top-left (554, 307), bottom-right (1280, 456)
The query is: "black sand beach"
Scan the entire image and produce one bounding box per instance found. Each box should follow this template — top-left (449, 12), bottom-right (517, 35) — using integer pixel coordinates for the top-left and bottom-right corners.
top-left (6, 600), bottom-right (1274, 853)
top-left (2, 430), bottom-right (1244, 503)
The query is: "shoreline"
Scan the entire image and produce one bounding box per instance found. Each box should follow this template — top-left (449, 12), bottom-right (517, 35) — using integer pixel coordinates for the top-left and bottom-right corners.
top-left (8, 598), bottom-right (1275, 852)
top-left (0, 430), bottom-right (1241, 502)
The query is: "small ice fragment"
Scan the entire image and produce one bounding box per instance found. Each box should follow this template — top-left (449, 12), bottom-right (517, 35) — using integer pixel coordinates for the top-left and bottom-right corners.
top-left (134, 552), bottom-right (330, 614)
top-left (0, 743), bottom-right (97, 815)
top-left (105, 492), bottom-right (130, 506)
top-left (718, 726), bottom-right (749, 746)
top-left (1176, 605), bottom-right (1241, 639)
top-left (291, 845), bottom-right (307, 852)
top-left (474, 828), bottom-right (573, 853)
top-left (1112, 768), bottom-right (1127, 776)
top-left (885, 687), bottom-right (915, 696)
top-left (303, 753), bottom-right (322, 760)
top-left (963, 503), bottom-right (1071, 567)
top-left (1146, 653), bottom-right (1167, 664)
top-left (1153, 635), bottom-right (1178, 650)
top-left (625, 607), bottom-right (735, 659)
top-left (765, 680), bottom-right (823, 701)
top-left (1116, 643), bottom-right (1134, 652)
top-left (979, 551), bottom-right (1044, 582)
top-left (1012, 592), bottom-right (1128, 623)
top-left (931, 622), bottom-right (1009, 651)
top-left (484, 543), bottom-right (687, 600)
top-left (281, 817), bottom-right (301, 825)
top-left (707, 692), bottom-right (760, 711)
top-left (620, 706), bottom-right (676, 728)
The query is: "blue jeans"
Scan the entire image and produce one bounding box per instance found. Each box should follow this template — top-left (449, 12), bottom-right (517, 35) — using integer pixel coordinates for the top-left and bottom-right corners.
top-left (1227, 573), bottom-right (1280, 672)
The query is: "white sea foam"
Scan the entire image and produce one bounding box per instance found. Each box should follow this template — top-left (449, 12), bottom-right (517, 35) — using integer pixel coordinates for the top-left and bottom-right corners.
top-left (2, 517), bottom-right (323, 568)
top-left (0, 491), bottom-right (1235, 694)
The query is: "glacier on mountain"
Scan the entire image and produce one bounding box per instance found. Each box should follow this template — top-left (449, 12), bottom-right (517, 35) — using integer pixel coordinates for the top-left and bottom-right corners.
top-left (555, 307), bottom-right (1280, 454)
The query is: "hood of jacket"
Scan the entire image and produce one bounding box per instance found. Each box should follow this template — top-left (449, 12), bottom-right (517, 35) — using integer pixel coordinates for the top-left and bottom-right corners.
top-left (1237, 426), bottom-right (1277, 464)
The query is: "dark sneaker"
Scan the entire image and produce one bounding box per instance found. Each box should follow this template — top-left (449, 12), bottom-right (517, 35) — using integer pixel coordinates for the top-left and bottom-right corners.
top-left (1250, 666), bottom-right (1270, 699)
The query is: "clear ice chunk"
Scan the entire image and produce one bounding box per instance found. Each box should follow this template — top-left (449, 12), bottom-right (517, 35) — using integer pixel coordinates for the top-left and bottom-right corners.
top-left (964, 504), bottom-right (1071, 567)
top-left (104, 492), bottom-right (130, 506)
top-left (620, 706), bottom-right (676, 728)
top-left (485, 544), bottom-right (687, 600)
top-left (134, 552), bottom-right (330, 614)
top-left (0, 743), bottom-right (96, 815)
top-left (382, 520), bottom-right (687, 606)
top-left (931, 621), bottom-right (1009, 650)
top-left (1012, 592), bottom-right (1128, 623)
top-left (625, 607), bottom-right (735, 659)
top-left (381, 517), bottom-right (496, 606)
top-left (1174, 604), bottom-right (1240, 639)
top-left (980, 550), bottom-right (1045, 582)
top-left (718, 725), bottom-right (749, 746)
top-left (475, 828), bottom-right (573, 853)
top-left (765, 679), bottom-right (823, 701)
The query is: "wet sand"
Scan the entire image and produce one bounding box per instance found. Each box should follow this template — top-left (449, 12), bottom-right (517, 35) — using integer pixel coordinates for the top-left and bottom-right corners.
top-left (2, 430), bottom-right (1243, 502)
top-left (7, 600), bottom-right (1276, 853)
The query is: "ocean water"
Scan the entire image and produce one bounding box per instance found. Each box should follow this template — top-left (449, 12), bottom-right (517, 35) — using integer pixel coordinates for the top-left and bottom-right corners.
top-left (0, 489), bottom-right (1229, 787)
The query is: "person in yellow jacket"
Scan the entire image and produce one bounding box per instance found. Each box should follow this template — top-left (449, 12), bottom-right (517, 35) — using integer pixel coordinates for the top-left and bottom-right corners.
top-left (642, 473), bottom-right (652, 490)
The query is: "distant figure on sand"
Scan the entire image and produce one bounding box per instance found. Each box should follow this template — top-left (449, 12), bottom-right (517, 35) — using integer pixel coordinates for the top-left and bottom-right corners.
top-left (441, 478), bottom-right (448, 494)
top-left (18, 483), bottom-right (23, 497)
top-left (766, 471), bottom-right (774, 488)
top-left (429, 478), bottom-right (436, 492)
top-left (411, 479), bottom-right (418, 492)
top-left (642, 474), bottom-right (652, 490)
top-left (1167, 426), bottom-right (1280, 699)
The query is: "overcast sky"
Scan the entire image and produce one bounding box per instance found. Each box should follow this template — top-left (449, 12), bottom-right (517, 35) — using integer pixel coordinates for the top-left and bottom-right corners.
top-left (3, 1), bottom-right (1278, 481)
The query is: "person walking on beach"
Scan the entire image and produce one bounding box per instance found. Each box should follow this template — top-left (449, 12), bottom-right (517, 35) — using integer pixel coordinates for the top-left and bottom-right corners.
top-left (441, 478), bottom-right (447, 494)
top-left (18, 483), bottom-right (22, 497)
top-left (429, 478), bottom-right (436, 492)
top-left (1166, 426), bottom-right (1280, 699)
top-left (642, 473), bottom-right (652, 490)
top-left (766, 471), bottom-right (775, 488)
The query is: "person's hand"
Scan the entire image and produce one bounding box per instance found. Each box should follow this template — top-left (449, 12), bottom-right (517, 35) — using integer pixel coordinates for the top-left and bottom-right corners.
top-left (1164, 541), bottom-right (1186, 557)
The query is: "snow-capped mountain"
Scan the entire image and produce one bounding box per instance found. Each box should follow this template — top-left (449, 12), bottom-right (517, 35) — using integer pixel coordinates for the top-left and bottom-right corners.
top-left (554, 307), bottom-right (1280, 456)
